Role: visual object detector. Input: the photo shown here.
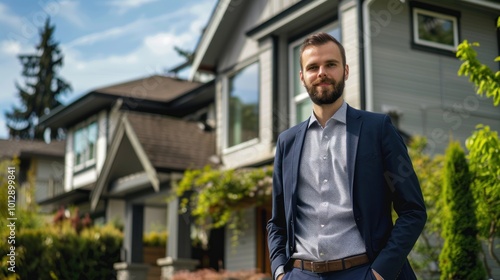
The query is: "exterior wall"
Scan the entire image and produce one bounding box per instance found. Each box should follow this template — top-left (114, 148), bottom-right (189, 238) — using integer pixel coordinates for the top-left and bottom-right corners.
top-left (340, 0), bottom-right (362, 109)
top-left (216, 3), bottom-right (275, 169)
top-left (369, 0), bottom-right (500, 155)
top-left (225, 208), bottom-right (257, 270)
top-left (106, 198), bottom-right (125, 226)
top-left (34, 157), bottom-right (65, 204)
top-left (144, 206), bottom-right (167, 233)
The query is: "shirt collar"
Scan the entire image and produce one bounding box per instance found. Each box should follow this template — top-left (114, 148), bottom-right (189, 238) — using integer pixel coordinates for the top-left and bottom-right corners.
top-left (308, 100), bottom-right (347, 128)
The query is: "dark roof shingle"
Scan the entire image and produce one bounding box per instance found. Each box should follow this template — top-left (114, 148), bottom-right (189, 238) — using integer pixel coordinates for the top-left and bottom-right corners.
top-left (126, 112), bottom-right (215, 171)
top-left (94, 75), bottom-right (203, 102)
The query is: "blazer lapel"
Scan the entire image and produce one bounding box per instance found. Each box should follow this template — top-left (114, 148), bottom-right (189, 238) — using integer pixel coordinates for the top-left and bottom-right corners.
top-left (346, 105), bottom-right (362, 196)
top-left (291, 119), bottom-right (309, 197)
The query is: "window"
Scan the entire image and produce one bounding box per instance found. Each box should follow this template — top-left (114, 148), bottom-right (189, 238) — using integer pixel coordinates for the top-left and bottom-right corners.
top-left (74, 121), bottom-right (98, 170)
top-left (289, 24), bottom-right (340, 125)
top-left (227, 62), bottom-right (259, 147)
top-left (411, 3), bottom-right (460, 54)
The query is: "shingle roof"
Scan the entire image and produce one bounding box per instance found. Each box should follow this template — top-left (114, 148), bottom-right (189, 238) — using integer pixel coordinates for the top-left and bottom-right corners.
top-left (93, 75), bottom-right (203, 102)
top-left (0, 139), bottom-right (65, 159)
top-left (126, 112), bottom-right (215, 171)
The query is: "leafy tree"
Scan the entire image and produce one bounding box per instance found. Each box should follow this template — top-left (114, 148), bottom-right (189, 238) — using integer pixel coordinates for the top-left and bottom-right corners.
top-left (456, 17), bottom-right (500, 275)
top-left (456, 17), bottom-right (500, 106)
top-left (439, 141), bottom-right (485, 280)
top-left (466, 125), bottom-right (500, 269)
top-left (5, 17), bottom-right (71, 140)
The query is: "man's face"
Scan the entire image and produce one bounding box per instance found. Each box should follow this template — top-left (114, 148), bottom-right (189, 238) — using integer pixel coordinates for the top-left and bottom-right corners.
top-left (300, 41), bottom-right (349, 105)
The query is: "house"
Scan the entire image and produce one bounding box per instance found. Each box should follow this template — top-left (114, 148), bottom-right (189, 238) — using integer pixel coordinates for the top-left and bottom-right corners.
top-left (186, 0), bottom-right (500, 277)
top-left (0, 138), bottom-right (65, 213)
top-left (39, 75), bottom-right (216, 279)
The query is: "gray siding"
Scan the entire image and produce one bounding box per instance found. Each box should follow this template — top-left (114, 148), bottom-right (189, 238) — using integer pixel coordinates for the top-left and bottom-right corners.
top-left (370, 0), bottom-right (500, 155)
top-left (225, 208), bottom-right (257, 270)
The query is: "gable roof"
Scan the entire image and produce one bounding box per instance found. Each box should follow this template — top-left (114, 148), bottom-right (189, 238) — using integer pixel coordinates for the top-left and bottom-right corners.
top-left (0, 139), bottom-right (65, 159)
top-left (40, 75), bottom-right (204, 129)
top-left (90, 111), bottom-right (215, 210)
top-left (188, 0), bottom-right (337, 80)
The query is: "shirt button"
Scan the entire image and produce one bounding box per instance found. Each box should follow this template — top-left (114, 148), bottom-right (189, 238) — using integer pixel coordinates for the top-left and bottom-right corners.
top-left (322, 155), bottom-right (327, 160)
top-left (321, 224), bottom-right (325, 228)
top-left (320, 252), bottom-right (324, 256)
top-left (323, 179), bottom-right (328, 183)
top-left (324, 135), bottom-right (329, 139)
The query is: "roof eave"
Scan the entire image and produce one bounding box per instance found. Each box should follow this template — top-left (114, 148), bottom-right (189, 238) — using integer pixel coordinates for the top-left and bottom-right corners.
top-left (189, 0), bottom-right (238, 80)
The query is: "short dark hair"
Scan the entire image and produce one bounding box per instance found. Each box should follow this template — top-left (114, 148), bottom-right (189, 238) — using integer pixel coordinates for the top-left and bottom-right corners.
top-left (299, 32), bottom-right (346, 70)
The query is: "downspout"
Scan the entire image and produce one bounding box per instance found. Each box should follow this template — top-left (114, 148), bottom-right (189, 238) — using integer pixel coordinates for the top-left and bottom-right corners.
top-left (362, 0), bottom-right (375, 112)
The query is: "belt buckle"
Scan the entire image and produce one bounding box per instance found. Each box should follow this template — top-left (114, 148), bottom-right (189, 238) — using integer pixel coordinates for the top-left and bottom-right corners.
top-left (309, 261), bottom-right (316, 273)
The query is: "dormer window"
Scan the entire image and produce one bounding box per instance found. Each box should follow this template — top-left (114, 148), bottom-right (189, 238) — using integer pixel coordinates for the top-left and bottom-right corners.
top-left (74, 120), bottom-right (98, 170)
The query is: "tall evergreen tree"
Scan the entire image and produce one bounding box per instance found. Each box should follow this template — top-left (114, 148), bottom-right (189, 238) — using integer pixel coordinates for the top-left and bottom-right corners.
top-left (5, 17), bottom-right (71, 140)
top-left (439, 141), bottom-right (485, 280)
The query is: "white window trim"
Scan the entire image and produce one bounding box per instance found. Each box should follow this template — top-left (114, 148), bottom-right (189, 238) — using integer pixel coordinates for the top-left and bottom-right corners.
top-left (412, 8), bottom-right (459, 52)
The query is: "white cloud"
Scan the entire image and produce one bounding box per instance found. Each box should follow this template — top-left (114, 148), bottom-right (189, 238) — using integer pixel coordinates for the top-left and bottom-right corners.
top-left (0, 3), bottom-right (23, 29)
top-left (144, 32), bottom-right (192, 55)
top-left (60, 30), bottom-right (191, 96)
top-left (108, 0), bottom-right (159, 15)
top-left (65, 25), bottom-right (129, 47)
top-left (55, 1), bottom-right (87, 28)
top-left (0, 40), bottom-right (22, 55)
top-left (0, 117), bottom-right (8, 139)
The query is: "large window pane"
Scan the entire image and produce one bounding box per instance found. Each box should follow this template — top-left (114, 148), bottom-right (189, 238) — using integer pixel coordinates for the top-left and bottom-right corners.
top-left (228, 62), bottom-right (259, 147)
top-left (73, 121), bottom-right (98, 168)
top-left (87, 122), bottom-right (98, 161)
top-left (74, 128), bottom-right (84, 166)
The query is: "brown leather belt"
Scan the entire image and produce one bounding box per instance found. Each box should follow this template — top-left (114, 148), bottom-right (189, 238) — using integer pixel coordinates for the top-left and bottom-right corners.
top-left (293, 253), bottom-right (370, 273)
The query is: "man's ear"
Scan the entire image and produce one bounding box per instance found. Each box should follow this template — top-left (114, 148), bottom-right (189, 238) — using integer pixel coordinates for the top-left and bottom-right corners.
top-left (300, 71), bottom-right (305, 86)
top-left (344, 64), bottom-right (349, 81)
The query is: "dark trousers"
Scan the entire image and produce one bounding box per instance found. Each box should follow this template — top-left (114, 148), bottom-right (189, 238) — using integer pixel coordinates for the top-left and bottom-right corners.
top-left (283, 263), bottom-right (375, 280)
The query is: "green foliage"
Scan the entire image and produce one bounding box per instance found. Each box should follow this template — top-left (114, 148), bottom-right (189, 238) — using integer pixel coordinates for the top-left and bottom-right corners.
top-left (456, 38), bottom-right (500, 106)
top-left (174, 165), bottom-right (273, 246)
top-left (0, 221), bottom-right (123, 279)
top-left (466, 125), bottom-right (500, 238)
top-left (407, 137), bottom-right (444, 279)
top-left (439, 141), bottom-right (486, 280)
top-left (466, 125), bottom-right (500, 267)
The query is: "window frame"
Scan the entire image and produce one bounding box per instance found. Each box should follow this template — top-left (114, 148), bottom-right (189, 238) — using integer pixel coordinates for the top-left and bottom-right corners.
top-left (223, 60), bottom-right (260, 151)
top-left (410, 2), bottom-right (460, 55)
top-left (73, 119), bottom-right (98, 172)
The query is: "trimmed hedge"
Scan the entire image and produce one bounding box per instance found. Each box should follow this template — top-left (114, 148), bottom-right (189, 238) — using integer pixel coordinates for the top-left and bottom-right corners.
top-left (1, 222), bottom-right (122, 280)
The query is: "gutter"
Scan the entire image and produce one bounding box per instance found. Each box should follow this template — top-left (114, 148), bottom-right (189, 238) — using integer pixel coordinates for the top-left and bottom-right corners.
top-left (362, 0), bottom-right (375, 112)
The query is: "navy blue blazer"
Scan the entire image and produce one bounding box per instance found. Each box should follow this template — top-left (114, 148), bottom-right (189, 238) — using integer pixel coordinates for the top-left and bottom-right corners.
top-left (267, 105), bottom-right (427, 280)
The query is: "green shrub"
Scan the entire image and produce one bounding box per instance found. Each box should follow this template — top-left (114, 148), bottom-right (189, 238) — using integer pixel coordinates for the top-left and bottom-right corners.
top-left (143, 230), bottom-right (168, 247)
top-left (0, 222), bottom-right (122, 280)
top-left (438, 141), bottom-right (486, 280)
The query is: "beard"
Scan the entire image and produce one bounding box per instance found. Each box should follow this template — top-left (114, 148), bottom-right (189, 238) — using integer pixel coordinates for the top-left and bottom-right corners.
top-left (304, 75), bottom-right (345, 105)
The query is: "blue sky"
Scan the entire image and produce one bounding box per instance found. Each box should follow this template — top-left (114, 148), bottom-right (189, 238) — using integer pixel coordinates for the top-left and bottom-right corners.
top-left (0, 0), bottom-right (217, 139)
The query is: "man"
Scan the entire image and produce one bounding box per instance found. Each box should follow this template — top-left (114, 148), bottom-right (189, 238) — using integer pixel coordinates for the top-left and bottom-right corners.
top-left (267, 32), bottom-right (426, 280)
